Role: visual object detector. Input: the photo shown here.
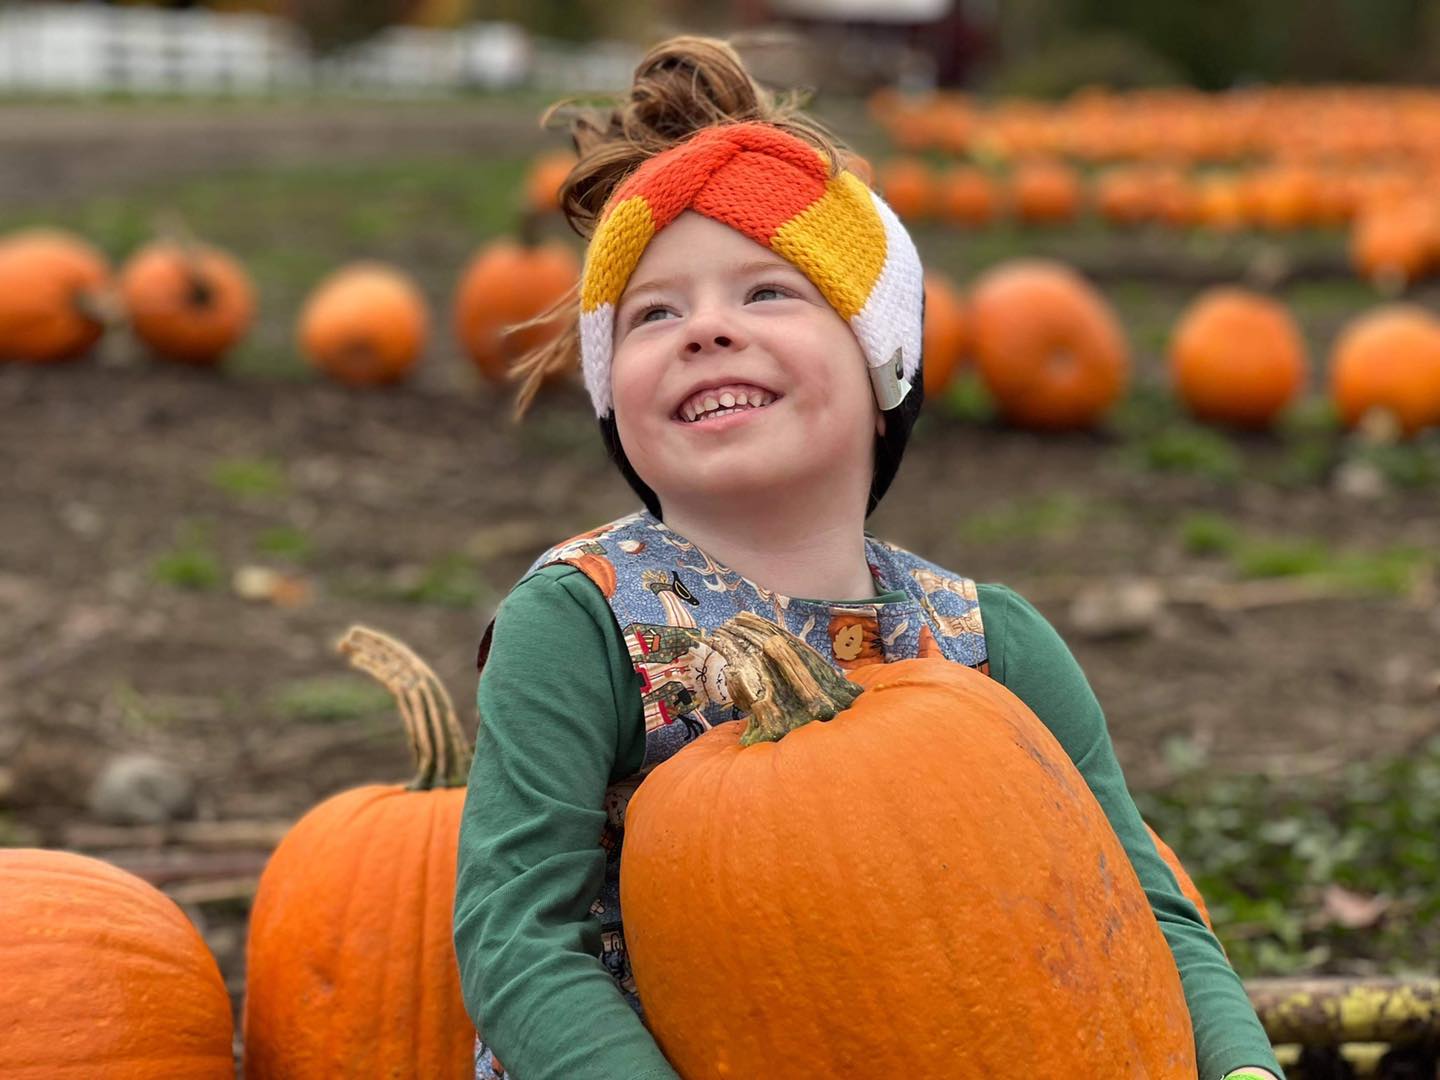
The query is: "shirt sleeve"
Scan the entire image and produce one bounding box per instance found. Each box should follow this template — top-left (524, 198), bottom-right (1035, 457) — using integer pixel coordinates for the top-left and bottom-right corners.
top-left (452, 568), bottom-right (680, 1080)
top-left (977, 583), bottom-right (1285, 1080)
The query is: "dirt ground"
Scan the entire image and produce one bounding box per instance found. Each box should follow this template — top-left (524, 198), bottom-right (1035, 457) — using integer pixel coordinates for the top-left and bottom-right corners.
top-left (2, 101), bottom-right (1438, 1034)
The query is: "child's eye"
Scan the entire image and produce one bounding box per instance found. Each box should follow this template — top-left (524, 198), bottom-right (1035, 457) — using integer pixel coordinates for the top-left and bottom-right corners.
top-left (748, 284), bottom-right (792, 302)
top-left (634, 304), bottom-right (671, 325)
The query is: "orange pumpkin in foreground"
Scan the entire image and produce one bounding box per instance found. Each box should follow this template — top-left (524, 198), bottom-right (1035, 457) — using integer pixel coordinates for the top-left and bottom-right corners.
top-left (120, 240), bottom-right (256, 365)
top-left (299, 262), bottom-right (428, 386)
top-left (243, 627), bottom-right (474, 1078)
top-left (453, 238), bottom-right (579, 385)
top-left (0, 227), bottom-right (112, 363)
top-left (0, 848), bottom-right (234, 1079)
top-left (1328, 304), bottom-right (1440, 436)
top-left (620, 613), bottom-right (1196, 1079)
top-left (1169, 288), bottom-right (1308, 429)
top-left (969, 259), bottom-right (1130, 430)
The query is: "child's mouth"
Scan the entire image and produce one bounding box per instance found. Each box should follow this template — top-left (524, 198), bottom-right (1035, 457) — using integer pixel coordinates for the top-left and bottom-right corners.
top-left (674, 395), bottom-right (782, 427)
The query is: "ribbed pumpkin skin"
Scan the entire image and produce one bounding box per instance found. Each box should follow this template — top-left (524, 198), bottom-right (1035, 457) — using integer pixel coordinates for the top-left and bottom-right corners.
top-left (242, 784), bottom-right (471, 1079)
top-left (0, 228), bottom-right (110, 363)
top-left (0, 848), bottom-right (234, 1080)
top-left (620, 658), bottom-right (1196, 1079)
top-left (970, 259), bottom-right (1130, 430)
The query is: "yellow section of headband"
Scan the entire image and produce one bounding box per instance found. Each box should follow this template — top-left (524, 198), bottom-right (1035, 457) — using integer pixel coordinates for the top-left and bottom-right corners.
top-left (581, 196), bottom-right (656, 312)
top-left (770, 172), bottom-right (887, 322)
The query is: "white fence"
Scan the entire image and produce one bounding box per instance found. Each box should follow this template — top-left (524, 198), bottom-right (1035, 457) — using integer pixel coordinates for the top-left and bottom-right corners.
top-left (0, 3), bottom-right (538, 96)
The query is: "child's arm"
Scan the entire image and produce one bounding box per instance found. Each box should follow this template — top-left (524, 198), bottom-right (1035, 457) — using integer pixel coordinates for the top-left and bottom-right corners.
top-left (453, 571), bottom-right (681, 1080)
top-left (977, 584), bottom-right (1286, 1080)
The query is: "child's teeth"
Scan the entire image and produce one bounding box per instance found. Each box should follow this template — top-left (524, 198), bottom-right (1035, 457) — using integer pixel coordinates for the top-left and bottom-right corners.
top-left (719, 392), bottom-right (735, 407)
top-left (735, 392), bottom-right (749, 406)
top-left (703, 396), bottom-right (719, 412)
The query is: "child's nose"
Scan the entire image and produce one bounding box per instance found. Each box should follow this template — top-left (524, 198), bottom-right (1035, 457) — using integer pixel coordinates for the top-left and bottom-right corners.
top-left (682, 306), bottom-right (743, 355)
top-left (685, 333), bottom-right (733, 354)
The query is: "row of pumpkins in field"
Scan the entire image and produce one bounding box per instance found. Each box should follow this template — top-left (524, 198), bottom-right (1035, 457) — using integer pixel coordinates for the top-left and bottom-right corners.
top-left (0, 224), bottom-right (575, 388)
top-left (869, 84), bottom-right (1440, 168)
top-left (870, 155), bottom-right (1440, 291)
top-left (5, 221), bottom-right (1440, 438)
top-left (0, 624), bottom-right (1222, 1076)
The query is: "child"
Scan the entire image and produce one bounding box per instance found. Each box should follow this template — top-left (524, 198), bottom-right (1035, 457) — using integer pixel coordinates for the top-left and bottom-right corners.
top-left (452, 35), bottom-right (1284, 1080)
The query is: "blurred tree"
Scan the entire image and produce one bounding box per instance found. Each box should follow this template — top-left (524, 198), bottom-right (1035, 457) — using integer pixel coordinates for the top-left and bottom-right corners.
top-left (282, 0), bottom-right (417, 53)
top-left (998, 0), bottom-right (1436, 88)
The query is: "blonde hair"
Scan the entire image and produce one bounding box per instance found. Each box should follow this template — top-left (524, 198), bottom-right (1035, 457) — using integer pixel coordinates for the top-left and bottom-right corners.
top-left (506, 34), bottom-right (856, 421)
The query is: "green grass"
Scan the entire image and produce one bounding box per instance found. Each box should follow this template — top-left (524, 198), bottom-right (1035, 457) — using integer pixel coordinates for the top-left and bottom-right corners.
top-left (151, 520), bottom-right (223, 590)
top-left (255, 525), bottom-right (315, 563)
top-left (210, 457), bottom-right (288, 499)
top-left (1176, 517), bottom-right (1435, 596)
top-left (338, 553), bottom-right (496, 610)
top-left (1178, 512), bottom-right (1242, 555)
top-left (956, 492), bottom-right (1093, 546)
top-left (1124, 424), bottom-right (1244, 481)
top-left (269, 676), bottom-right (394, 723)
top-left (1135, 734), bottom-right (1440, 977)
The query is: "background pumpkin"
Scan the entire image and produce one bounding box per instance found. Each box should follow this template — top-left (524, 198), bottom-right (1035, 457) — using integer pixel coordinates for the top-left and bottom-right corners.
top-left (969, 258), bottom-right (1130, 430)
top-left (1328, 304), bottom-right (1440, 436)
top-left (524, 150), bottom-right (578, 215)
top-left (620, 613), bottom-right (1196, 1079)
top-left (921, 270), bottom-right (969, 398)
top-left (0, 227), bottom-right (113, 363)
top-left (1168, 287), bottom-right (1309, 429)
top-left (0, 847), bottom-right (234, 1079)
top-left (243, 626), bottom-right (475, 1079)
top-left (452, 237), bottom-right (579, 386)
top-left (1010, 158), bottom-right (1082, 225)
top-left (119, 238), bottom-right (256, 366)
top-left (298, 261), bottom-right (428, 386)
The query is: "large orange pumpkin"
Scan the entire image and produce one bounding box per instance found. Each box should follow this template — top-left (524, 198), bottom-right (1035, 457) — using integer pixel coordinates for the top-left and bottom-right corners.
top-left (921, 270), bottom-right (968, 397)
top-left (969, 259), bottom-right (1130, 430)
top-left (298, 262), bottom-right (428, 386)
top-left (0, 227), bottom-right (112, 363)
top-left (453, 238), bottom-right (579, 385)
top-left (620, 613), bottom-right (1197, 1079)
top-left (243, 626), bottom-right (475, 1078)
top-left (1169, 288), bottom-right (1309, 429)
top-left (0, 847), bottom-right (234, 1079)
top-left (1328, 305), bottom-right (1440, 436)
top-left (119, 239), bottom-right (256, 365)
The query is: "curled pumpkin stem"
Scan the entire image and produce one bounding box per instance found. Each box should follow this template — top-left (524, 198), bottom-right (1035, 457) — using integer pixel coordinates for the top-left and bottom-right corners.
top-left (337, 625), bottom-right (473, 790)
top-left (700, 611), bottom-right (862, 748)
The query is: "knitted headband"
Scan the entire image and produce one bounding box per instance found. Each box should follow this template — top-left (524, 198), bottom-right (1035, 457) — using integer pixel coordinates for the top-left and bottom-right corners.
top-left (578, 121), bottom-right (924, 419)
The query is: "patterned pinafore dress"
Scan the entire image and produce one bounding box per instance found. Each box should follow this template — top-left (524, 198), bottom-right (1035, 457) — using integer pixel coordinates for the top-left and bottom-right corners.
top-left (472, 509), bottom-right (989, 1078)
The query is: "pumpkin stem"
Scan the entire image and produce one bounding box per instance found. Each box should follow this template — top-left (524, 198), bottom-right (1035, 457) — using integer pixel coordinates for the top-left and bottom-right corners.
top-left (699, 611), bottom-right (863, 748)
top-left (153, 209), bottom-right (216, 308)
top-left (336, 625), bottom-right (473, 790)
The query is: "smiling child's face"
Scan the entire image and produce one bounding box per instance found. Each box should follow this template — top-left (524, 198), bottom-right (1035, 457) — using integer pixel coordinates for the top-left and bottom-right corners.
top-left (609, 211), bottom-right (882, 513)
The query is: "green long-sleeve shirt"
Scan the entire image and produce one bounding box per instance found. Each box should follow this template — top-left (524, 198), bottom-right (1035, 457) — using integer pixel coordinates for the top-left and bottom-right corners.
top-left (453, 563), bottom-right (1284, 1080)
